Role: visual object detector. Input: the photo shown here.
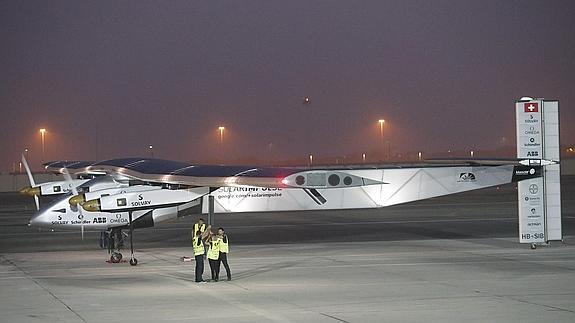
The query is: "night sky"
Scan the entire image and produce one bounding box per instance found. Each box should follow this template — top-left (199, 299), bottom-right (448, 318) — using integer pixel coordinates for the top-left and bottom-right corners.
top-left (1, 1), bottom-right (574, 171)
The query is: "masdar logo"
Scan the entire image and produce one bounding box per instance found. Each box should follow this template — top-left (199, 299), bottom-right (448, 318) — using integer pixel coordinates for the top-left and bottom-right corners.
top-left (458, 173), bottom-right (476, 182)
top-left (524, 102), bottom-right (538, 113)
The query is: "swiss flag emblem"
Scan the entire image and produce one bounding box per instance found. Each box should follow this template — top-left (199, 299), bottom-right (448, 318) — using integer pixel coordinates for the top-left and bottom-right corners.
top-left (524, 102), bottom-right (538, 113)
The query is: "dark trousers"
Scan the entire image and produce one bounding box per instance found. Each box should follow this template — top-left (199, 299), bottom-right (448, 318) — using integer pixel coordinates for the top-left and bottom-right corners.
top-left (194, 255), bottom-right (204, 282)
top-left (219, 252), bottom-right (231, 279)
top-left (209, 258), bottom-right (220, 281)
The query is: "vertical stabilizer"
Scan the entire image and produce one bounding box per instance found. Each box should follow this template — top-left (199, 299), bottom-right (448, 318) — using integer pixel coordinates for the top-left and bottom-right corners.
top-left (516, 98), bottom-right (562, 244)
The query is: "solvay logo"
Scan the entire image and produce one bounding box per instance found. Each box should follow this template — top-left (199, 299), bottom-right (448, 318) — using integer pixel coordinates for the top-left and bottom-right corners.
top-left (131, 194), bottom-right (152, 207)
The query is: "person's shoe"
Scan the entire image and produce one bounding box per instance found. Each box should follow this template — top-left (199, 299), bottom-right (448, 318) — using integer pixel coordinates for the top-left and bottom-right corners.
top-left (227, 277), bottom-right (231, 281)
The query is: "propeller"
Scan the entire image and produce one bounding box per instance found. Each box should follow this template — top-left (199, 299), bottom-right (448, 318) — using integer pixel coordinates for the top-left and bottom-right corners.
top-left (21, 154), bottom-right (39, 210)
top-left (62, 168), bottom-right (85, 240)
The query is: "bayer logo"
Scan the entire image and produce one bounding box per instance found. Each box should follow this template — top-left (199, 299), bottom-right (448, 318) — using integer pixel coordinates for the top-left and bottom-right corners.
top-left (529, 184), bottom-right (539, 194)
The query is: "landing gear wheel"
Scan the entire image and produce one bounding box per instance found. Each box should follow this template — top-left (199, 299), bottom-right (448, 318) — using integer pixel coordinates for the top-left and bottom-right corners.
top-left (110, 252), bottom-right (123, 263)
top-left (530, 243), bottom-right (537, 250)
top-left (129, 258), bottom-right (138, 266)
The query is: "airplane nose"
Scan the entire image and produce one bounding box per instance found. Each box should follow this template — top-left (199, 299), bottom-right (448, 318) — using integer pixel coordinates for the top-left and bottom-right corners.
top-left (29, 213), bottom-right (42, 227)
top-left (29, 209), bottom-right (52, 228)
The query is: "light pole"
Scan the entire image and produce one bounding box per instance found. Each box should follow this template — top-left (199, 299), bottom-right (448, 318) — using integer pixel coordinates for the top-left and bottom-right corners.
top-left (39, 128), bottom-right (46, 161)
top-left (378, 119), bottom-right (387, 160)
top-left (149, 145), bottom-right (154, 157)
top-left (218, 126), bottom-right (225, 146)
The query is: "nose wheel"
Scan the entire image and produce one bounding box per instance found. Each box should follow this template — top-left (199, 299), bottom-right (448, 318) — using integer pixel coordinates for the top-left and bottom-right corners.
top-left (110, 252), bottom-right (122, 263)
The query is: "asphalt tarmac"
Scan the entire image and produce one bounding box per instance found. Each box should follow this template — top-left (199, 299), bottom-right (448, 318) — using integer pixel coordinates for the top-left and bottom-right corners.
top-left (1, 177), bottom-right (574, 322)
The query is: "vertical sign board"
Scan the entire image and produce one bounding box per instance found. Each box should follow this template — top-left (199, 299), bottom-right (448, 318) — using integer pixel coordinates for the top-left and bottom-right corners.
top-left (516, 100), bottom-right (545, 243)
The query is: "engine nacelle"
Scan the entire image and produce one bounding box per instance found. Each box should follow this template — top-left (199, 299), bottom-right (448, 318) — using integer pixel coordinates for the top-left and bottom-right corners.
top-left (20, 179), bottom-right (91, 197)
top-left (82, 187), bottom-right (210, 213)
top-left (69, 184), bottom-right (162, 207)
top-left (281, 171), bottom-right (386, 189)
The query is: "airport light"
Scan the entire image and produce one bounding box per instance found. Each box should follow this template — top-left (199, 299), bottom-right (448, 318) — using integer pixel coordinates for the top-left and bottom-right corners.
top-left (362, 153), bottom-right (366, 163)
top-left (218, 126), bottom-right (225, 145)
top-left (149, 145), bottom-right (154, 157)
top-left (378, 119), bottom-right (388, 160)
top-left (378, 119), bottom-right (385, 140)
top-left (39, 128), bottom-right (46, 161)
top-left (470, 150), bottom-right (474, 158)
top-left (418, 151), bottom-right (422, 161)
top-left (309, 154), bottom-right (313, 167)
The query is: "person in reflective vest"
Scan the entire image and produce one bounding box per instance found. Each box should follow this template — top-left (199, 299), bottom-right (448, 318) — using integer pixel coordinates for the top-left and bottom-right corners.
top-left (193, 230), bottom-right (205, 283)
top-left (206, 235), bottom-right (221, 282)
top-left (217, 227), bottom-right (231, 281)
top-left (193, 218), bottom-right (206, 238)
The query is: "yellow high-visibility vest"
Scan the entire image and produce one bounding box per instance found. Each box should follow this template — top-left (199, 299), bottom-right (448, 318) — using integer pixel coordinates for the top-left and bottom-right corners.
top-left (193, 223), bottom-right (206, 237)
top-left (193, 236), bottom-right (204, 256)
top-left (218, 235), bottom-right (229, 253)
top-left (207, 240), bottom-right (220, 260)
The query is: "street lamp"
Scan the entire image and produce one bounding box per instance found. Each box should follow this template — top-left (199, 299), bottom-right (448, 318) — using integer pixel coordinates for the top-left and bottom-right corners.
top-left (378, 119), bottom-right (387, 160)
top-left (149, 145), bottom-right (154, 157)
top-left (39, 128), bottom-right (46, 161)
top-left (309, 154), bottom-right (313, 167)
top-left (218, 126), bottom-right (225, 145)
top-left (362, 153), bottom-right (366, 163)
top-left (378, 119), bottom-right (385, 141)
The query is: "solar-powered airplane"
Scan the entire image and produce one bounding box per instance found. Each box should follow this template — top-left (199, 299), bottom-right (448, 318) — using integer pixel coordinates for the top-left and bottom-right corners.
top-left (20, 98), bottom-right (562, 265)
top-left (21, 156), bottom-right (543, 265)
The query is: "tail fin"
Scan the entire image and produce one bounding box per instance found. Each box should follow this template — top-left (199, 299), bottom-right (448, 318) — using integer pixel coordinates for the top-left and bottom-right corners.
top-left (516, 98), bottom-right (561, 243)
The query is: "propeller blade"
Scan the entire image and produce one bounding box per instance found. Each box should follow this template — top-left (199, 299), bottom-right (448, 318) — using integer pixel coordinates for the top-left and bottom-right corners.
top-left (21, 154), bottom-right (36, 187)
top-left (21, 154), bottom-right (39, 210)
top-left (62, 168), bottom-right (84, 240)
top-left (34, 196), bottom-right (39, 212)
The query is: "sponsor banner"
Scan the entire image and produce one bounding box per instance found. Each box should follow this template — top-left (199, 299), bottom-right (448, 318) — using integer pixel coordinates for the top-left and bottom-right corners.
top-left (516, 100), bottom-right (543, 159)
top-left (511, 165), bottom-right (542, 182)
top-left (518, 177), bottom-right (546, 243)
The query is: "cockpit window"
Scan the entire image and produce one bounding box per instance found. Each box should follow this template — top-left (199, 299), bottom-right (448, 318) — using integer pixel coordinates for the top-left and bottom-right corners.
top-left (53, 186), bottom-right (61, 192)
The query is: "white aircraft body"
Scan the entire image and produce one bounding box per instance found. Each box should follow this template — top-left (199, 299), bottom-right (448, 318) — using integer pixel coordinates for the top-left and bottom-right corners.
top-left (22, 155), bottom-right (542, 265)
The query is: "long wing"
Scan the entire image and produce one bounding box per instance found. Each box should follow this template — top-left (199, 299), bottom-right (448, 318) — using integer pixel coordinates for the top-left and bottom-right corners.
top-left (43, 157), bottom-right (533, 190)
